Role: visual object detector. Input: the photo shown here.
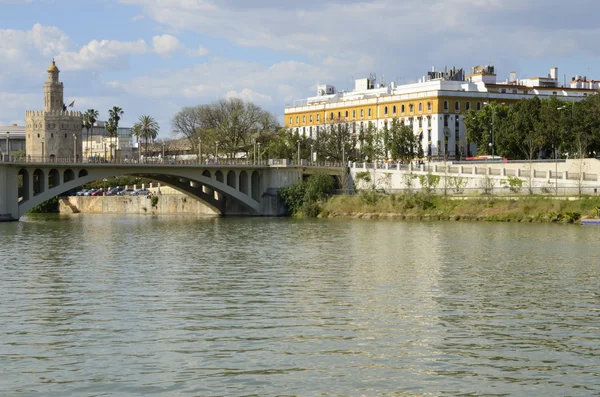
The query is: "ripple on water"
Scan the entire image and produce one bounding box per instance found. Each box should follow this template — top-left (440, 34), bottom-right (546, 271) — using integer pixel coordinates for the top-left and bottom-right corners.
top-left (0, 215), bottom-right (599, 396)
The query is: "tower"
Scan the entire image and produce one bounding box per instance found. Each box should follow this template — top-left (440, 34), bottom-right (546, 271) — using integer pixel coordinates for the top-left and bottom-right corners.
top-left (25, 60), bottom-right (83, 161)
top-left (44, 60), bottom-right (64, 112)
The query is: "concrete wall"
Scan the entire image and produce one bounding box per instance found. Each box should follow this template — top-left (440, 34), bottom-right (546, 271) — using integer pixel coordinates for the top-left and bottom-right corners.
top-left (60, 195), bottom-right (217, 216)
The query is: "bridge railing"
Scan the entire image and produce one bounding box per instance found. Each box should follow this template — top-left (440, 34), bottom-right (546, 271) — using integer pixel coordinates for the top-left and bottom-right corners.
top-left (8, 156), bottom-right (347, 168)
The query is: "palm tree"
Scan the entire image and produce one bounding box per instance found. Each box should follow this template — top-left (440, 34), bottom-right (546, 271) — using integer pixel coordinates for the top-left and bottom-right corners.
top-left (137, 115), bottom-right (160, 159)
top-left (107, 106), bottom-right (124, 160)
top-left (82, 109), bottom-right (99, 160)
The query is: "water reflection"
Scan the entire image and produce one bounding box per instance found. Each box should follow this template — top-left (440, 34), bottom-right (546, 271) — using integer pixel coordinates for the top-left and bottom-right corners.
top-left (0, 216), bottom-right (599, 396)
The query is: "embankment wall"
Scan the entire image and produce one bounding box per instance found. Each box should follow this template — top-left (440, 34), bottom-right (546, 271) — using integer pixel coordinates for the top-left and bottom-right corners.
top-left (60, 195), bottom-right (217, 216)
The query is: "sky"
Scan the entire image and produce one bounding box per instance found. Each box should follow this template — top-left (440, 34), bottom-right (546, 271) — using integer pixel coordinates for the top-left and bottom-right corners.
top-left (1, 0), bottom-right (600, 137)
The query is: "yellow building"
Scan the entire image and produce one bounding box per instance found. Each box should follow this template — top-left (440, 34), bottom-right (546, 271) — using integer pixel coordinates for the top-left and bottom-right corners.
top-left (284, 65), bottom-right (597, 158)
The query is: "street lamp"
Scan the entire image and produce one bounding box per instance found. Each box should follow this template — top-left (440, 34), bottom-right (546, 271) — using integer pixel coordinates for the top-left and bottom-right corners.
top-left (310, 142), bottom-right (314, 165)
top-left (102, 178), bottom-right (107, 196)
top-left (215, 141), bottom-right (219, 163)
top-left (73, 133), bottom-right (77, 163)
top-left (297, 139), bottom-right (301, 164)
top-left (198, 137), bottom-right (202, 164)
top-left (5, 131), bottom-right (10, 162)
top-left (162, 141), bottom-right (165, 162)
top-left (258, 142), bottom-right (261, 165)
top-left (557, 102), bottom-right (575, 196)
top-left (483, 101), bottom-right (505, 159)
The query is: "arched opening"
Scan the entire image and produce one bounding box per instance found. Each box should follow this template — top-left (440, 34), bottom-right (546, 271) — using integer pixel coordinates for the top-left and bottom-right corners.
top-left (251, 171), bottom-right (260, 201)
top-left (33, 169), bottom-right (44, 196)
top-left (78, 169), bottom-right (88, 178)
top-left (49, 154), bottom-right (56, 162)
top-left (227, 170), bottom-right (237, 189)
top-left (48, 169), bottom-right (60, 189)
top-left (64, 169), bottom-right (75, 183)
top-left (239, 171), bottom-right (248, 195)
top-left (202, 170), bottom-right (211, 179)
top-left (215, 170), bottom-right (224, 183)
top-left (18, 169), bottom-right (29, 202)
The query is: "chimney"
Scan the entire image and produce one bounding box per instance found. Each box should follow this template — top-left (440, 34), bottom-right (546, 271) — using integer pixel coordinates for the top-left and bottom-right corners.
top-left (550, 67), bottom-right (558, 80)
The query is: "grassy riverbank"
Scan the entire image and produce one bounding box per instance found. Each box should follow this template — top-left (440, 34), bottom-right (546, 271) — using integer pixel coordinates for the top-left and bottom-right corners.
top-left (318, 193), bottom-right (600, 223)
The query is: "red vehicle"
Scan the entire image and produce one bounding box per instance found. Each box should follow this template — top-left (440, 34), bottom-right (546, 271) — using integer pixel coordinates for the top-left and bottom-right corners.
top-left (90, 189), bottom-right (104, 196)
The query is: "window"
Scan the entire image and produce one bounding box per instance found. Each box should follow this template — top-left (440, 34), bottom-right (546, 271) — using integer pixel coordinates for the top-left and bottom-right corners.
top-left (401, 104), bottom-right (405, 113)
top-left (309, 126), bottom-right (312, 137)
top-left (329, 112), bottom-right (334, 120)
top-left (360, 109), bottom-right (364, 118)
top-left (427, 102), bottom-right (432, 111)
top-left (64, 133), bottom-right (67, 138)
top-left (384, 106), bottom-right (388, 115)
top-left (444, 115), bottom-right (449, 127)
top-left (309, 115), bottom-right (313, 123)
top-left (393, 105), bottom-right (397, 114)
top-left (418, 102), bottom-right (422, 112)
top-left (444, 101), bottom-right (449, 111)
top-left (296, 116), bottom-right (299, 124)
top-left (289, 117), bottom-right (292, 125)
top-left (352, 110), bottom-right (356, 119)
top-left (345, 110), bottom-right (348, 119)
top-left (418, 117), bottom-right (422, 128)
top-left (368, 108), bottom-right (372, 117)
top-left (409, 104), bottom-right (414, 113)
top-left (501, 89), bottom-right (506, 93)
top-left (316, 114), bottom-right (320, 122)
top-left (476, 102), bottom-right (482, 110)
top-left (337, 111), bottom-right (341, 120)
top-left (302, 115), bottom-right (306, 123)
top-left (455, 101), bottom-right (460, 112)
top-left (466, 102), bottom-right (471, 111)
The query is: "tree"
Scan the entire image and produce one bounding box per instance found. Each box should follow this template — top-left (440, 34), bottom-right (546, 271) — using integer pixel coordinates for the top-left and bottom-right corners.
top-left (82, 109), bottom-right (99, 160)
top-left (171, 99), bottom-right (279, 159)
top-left (388, 118), bottom-right (418, 163)
top-left (135, 115), bottom-right (160, 159)
top-left (107, 106), bottom-right (124, 160)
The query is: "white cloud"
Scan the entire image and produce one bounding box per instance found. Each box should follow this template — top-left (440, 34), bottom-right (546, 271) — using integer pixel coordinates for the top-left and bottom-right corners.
top-left (152, 34), bottom-right (184, 58)
top-left (57, 39), bottom-right (149, 71)
top-left (131, 14), bottom-right (145, 21)
top-left (187, 45), bottom-right (209, 57)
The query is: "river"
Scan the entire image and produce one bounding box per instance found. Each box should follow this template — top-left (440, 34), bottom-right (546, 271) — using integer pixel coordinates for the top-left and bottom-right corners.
top-left (1, 215), bottom-right (599, 396)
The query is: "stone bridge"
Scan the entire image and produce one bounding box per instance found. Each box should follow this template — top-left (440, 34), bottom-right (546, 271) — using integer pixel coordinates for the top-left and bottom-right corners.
top-left (0, 160), bottom-right (344, 221)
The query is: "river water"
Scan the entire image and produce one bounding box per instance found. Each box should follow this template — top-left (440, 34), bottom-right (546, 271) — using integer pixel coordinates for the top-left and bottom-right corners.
top-left (1, 215), bottom-right (599, 396)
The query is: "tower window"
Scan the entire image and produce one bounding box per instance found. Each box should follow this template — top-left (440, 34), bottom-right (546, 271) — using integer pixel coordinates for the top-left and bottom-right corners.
top-left (368, 108), bottom-right (372, 117)
top-left (384, 106), bottom-right (388, 115)
top-left (444, 101), bottom-right (449, 111)
top-left (455, 101), bottom-right (460, 112)
top-left (393, 105), bottom-right (397, 114)
top-left (401, 104), bottom-right (405, 113)
top-left (418, 102), bottom-right (422, 112)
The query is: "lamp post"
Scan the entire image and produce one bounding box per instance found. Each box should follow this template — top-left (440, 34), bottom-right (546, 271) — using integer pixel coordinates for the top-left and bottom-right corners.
top-left (258, 142), bottom-right (261, 165)
top-left (253, 139), bottom-right (256, 165)
top-left (215, 141), bottom-right (219, 163)
top-left (5, 131), bottom-right (9, 162)
top-left (198, 137), bottom-right (202, 164)
top-left (297, 139), bottom-right (301, 164)
top-left (310, 143), bottom-right (314, 165)
top-left (73, 134), bottom-right (77, 163)
top-left (102, 178), bottom-right (107, 196)
top-left (162, 141), bottom-right (165, 162)
top-left (104, 143), bottom-right (107, 162)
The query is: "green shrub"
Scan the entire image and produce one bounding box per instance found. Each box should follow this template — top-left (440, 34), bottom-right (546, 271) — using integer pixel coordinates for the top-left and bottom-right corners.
top-left (150, 195), bottom-right (159, 207)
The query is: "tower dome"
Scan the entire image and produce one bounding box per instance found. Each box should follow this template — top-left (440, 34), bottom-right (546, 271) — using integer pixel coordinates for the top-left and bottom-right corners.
top-left (47, 59), bottom-right (59, 73)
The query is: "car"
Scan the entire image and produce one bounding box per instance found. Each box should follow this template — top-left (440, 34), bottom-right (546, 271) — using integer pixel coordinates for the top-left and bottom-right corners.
top-left (118, 188), bottom-right (135, 196)
top-left (90, 189), bottom-right (104, 196)
top-left (83, 189), bottom-right (98, 196)
top-left (76, 189), bottom-right (90, 196)
top-left (106, 187), bottom-right (124, 196)
top-left (132, 189), bottom-right (150, 196)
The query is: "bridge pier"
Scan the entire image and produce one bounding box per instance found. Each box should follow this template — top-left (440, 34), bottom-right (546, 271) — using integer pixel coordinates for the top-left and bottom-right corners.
top-left (0, 165), bottom-right (19, 221)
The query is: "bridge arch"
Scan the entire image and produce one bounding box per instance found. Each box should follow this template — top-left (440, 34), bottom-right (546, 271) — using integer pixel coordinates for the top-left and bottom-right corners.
top-left (33, 169), bottom-right (44, 196)
top-left (64, 169), bottom-right (75, 183)
top-left (18, 169), bottom-right (30, 202)
top-left (48, 169), bottom-right (60, 189)
top-left (16, 165), bottom-right (265, 217)
top-left (239, 171), bottom-right (248, 195)
top-left (227, 170), bottom-right (236, 189)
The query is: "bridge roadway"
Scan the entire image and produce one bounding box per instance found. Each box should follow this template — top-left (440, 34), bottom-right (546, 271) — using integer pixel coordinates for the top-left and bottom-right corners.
top-left (0, 159), bottom-right (344, 221)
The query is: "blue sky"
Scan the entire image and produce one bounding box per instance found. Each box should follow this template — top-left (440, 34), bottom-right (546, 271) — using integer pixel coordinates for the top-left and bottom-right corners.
top-left (2, 0), bottom-right (600, 137)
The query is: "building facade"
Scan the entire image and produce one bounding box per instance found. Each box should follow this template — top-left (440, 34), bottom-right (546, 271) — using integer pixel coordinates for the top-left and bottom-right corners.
top-left (82, 122), bottom-right (136, 161)
top-left (284, 65), bottom-right (598, 159)
top-left (25, 60), bottom-right (82, 161)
